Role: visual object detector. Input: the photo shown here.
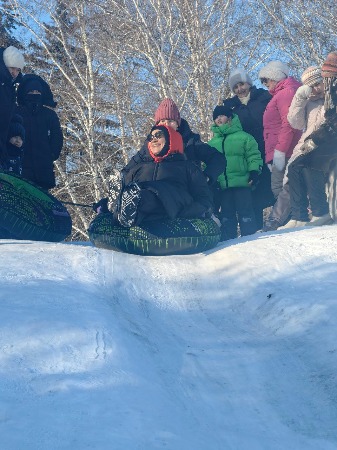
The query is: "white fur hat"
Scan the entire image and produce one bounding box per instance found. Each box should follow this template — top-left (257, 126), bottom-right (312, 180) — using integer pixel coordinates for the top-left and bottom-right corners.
top-left (3, 46), bottom-right (25, 70)
top-left (228, 68), bottom-right (253, 91)
top-left (258, 60), bottom-right (289, 82)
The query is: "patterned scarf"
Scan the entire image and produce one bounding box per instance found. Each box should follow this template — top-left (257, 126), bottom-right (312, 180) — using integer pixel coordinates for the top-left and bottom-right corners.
top-left (323, 77), bottom-right (337, 116)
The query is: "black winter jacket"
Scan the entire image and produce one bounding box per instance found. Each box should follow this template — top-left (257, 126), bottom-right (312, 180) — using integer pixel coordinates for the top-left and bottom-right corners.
top-left (223, 86), bottom-right (271, 161)
top-left (123, 147), bottom-right (213, 220)
top-left (0, 48), bottom-right (15, 164)
top-left (16, 74), bottom-right (63, 190)
top-left (177, 118), bottom-right (226, 184)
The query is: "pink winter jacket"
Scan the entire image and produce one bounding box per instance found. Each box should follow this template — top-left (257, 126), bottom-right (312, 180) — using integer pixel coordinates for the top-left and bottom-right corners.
top-left (263, 77), bottom-right (302, 163)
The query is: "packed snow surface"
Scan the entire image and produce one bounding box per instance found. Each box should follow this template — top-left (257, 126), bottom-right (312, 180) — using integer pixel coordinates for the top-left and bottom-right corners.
top-left (1, 225), bottom-right (337, 449)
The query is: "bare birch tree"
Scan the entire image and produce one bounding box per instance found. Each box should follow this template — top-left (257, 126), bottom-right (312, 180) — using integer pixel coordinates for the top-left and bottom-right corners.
top-left (7, 0), bottom-right (336, 238)
top-left (255, 0), bottom-right (337, 71)
top-left (3, 0), bottom-right (125, 239)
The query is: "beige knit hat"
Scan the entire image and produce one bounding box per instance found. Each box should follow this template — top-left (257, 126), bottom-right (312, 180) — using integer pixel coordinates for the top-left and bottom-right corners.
top-left (301, 66), bottom-right (322, 87)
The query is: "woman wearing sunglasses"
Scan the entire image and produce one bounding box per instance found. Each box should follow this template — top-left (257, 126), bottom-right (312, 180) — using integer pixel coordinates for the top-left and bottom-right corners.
top-left (123, 98), bottom-right (226, 188)
top-left (101, 124), bottom-right (213, 228)
top-left (258, 60), bottom-right (301, 202)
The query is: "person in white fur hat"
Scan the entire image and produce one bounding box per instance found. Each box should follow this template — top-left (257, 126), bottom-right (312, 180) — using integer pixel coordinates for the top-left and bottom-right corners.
top-left (223, 68), bottom-right (274, 230)
top-left (3, 45), bottom-right (25, 81)
top-left (0, 45), bottom-right (25, 168)
top-left (258, 60), bottom-right (301, 201)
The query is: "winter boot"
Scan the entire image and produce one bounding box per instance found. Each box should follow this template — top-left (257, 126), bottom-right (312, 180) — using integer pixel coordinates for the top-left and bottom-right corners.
top-left (118, 183), bottom-right (141, 227)
top-left (262, 218), bottom-right (281, 232)
top-left (239, 216), bottom-right (257, 236)
top-left (220, 217), bottom-right (238, 241)
top-left (305, 213), bottom-right (333, 226)
top-left (278, 219), bottom-right (309, 229)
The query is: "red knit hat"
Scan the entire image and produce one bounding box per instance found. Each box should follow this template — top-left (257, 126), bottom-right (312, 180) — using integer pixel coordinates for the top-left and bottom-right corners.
top-left (321, 51), bottom-right (337, 78)
top-left (154, 98), bottom-right (181, 126)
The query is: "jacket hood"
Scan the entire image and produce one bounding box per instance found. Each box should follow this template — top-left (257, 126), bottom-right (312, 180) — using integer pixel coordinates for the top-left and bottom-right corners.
top-left (270, 76), bottom-right (301, 96)
top-left (17, 74), bottom-right (57, 108)
top-left (147, 124), bottom-right (183, 162)
top-left (178, 118), bottom-right (200, 144)
top-left (211, 114), bottom-right (243, 136)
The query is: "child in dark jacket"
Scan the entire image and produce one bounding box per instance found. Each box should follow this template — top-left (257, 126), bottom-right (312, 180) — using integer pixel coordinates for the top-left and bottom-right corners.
top-left (208, 105), bottom-right (263, 240)
top-left (5, 114), bottom-right (25, 175)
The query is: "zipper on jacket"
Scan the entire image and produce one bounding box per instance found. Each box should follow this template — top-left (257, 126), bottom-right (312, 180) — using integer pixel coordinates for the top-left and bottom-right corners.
top-left (153, 162), bottom-right (159, 181)
top-left (221, 136), bottom-right (229, 188)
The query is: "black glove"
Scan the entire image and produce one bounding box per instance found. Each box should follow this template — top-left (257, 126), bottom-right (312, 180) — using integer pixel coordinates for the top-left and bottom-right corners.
top-left (202, 207), bottom-right (213, 218)
top-left (248, 170), bottom-right (260, 186)
top-left (93, 197), bottom-right (109, 213)
top-left (300, 138), bottom-right (317, 155)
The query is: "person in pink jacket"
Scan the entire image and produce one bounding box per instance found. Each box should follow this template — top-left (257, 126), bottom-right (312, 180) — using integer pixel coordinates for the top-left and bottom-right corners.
top-left (258, 60), bottom-right (302, 199)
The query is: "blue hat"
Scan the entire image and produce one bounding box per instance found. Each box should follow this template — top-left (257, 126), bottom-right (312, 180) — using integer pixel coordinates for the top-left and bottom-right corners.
top-left (8, 114), bottom-right (25, 142)
top-left (213, 105), bottom-right (233, 121)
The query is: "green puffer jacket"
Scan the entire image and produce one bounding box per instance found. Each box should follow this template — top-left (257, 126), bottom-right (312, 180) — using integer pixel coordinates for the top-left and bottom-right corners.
top-left (208, 114), bottom-right (262, 190)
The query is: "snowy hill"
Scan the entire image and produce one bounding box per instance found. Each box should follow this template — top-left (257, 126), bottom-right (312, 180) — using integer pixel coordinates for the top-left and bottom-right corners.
top-left (1, 226), bottom-right (337, 450)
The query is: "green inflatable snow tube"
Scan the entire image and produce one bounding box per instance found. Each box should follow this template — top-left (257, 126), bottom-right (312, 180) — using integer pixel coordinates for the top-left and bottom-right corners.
top-left (0, 171), bottom-right (72, 242)
top-left (88, 213), bottom-right (220, 256)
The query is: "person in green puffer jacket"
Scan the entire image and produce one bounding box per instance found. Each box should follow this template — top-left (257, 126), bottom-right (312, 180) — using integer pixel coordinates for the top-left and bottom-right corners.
top-left (208, 105), bottom-right (263, 241)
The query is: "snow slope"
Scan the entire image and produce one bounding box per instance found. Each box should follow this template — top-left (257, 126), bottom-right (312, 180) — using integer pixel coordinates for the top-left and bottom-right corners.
top-left (1, 225), bottom-right (337, 450)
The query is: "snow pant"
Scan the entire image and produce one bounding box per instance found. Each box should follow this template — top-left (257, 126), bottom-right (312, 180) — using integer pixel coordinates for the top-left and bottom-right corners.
top-left (287, 156), bottom-right (329, 221)
top-left (251, 164), bottom-right (275, 229)
top-left (271, 158), bottom-right (290, 199)
top-left (219, 187), bottom-right (257, 240)
top-left (266, 183), bottom-right (291, 226)
top-left (135, 189), bottom-right (167, 225)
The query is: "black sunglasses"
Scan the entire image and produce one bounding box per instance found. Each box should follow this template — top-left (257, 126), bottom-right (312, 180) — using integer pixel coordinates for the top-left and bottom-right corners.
top-left (260, 77), bottom-right (269, 85)
top-left (147, 131), bottom-right (165, 142)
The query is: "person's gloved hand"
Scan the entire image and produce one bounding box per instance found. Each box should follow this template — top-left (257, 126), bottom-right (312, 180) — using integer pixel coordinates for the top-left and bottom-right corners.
top-left (93, 197), bottom-right (109, 214)
top-left (202, 207), bottom-right (213, 218)
top-left (273, 149), bottom-right (286, 171)
top-left (295, 85), bottom-right (312, 100)
top-left (204, 173), bottom-right (214, 185)
top-left (300, 138), bottom-right (317, 155)
top-left (248, 170), bottom-right (260, 186)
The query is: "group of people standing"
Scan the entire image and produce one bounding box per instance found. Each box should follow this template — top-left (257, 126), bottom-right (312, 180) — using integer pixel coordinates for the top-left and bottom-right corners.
top-left (96, 51), bottom-right (337, 242)
top-left (261, 56), bottom-right (337, 231)
top-left (1, 43), bottom-right (336, 242)
top-left (0, 45), bottom-right (63, 190)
